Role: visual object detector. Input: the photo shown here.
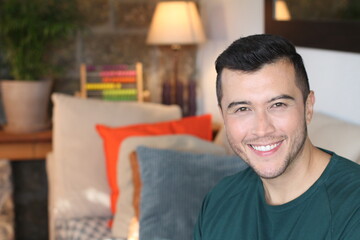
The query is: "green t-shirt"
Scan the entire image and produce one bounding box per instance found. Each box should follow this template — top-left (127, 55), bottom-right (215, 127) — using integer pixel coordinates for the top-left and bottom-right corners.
top-left (194, 151), bottom-right (360, 240)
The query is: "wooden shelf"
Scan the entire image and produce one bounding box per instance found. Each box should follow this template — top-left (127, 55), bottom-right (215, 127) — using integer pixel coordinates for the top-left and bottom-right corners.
top-left (0, 130), bottom-right (52, 160)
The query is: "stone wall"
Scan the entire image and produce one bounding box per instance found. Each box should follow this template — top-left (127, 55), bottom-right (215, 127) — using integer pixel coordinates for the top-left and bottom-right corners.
top-left (51, 0), bottom-right (199, 104)
top-left (0, 0), bottom-right (200, 124)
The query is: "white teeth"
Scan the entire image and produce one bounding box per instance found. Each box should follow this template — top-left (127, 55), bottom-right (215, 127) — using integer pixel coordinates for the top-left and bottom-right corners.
top-left (251, 143), bottom-right (280, 152)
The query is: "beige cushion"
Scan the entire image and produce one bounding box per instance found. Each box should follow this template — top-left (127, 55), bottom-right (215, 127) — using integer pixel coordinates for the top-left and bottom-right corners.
top-left (213, 125), bottom-right (235, 155)
top-left (49, 93), bottom-right (181, 219)
top-left (308, 112), bottom-right (360, 163)
top-left (112, 134), bottom-right (226, 238)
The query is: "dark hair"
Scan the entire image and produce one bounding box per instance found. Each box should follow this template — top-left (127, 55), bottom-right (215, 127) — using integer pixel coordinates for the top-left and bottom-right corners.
top-left (215, 34), bottom-right (310, 106)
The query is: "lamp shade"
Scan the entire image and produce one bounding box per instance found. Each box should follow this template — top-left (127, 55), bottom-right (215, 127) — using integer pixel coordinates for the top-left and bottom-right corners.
top-left (146, 1), bottom-right (206, 45)
top-left (275, 0), bottom-right (291, 21)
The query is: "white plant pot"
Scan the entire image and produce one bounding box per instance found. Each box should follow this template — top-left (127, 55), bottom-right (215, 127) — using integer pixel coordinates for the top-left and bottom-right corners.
top-left (0, 79), bottom-right (52, 133)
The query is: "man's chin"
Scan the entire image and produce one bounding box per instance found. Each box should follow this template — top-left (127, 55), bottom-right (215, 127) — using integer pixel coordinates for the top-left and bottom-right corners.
top-left (258, 171), bottom-right (285, 180)
top-left (249, 161), bottom-right (289, 179)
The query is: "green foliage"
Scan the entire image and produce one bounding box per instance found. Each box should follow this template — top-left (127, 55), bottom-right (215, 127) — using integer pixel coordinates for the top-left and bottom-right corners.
top-left (0, 0), bottom-right (81, 80)
top-left (340, 0), bottom-right (360, 20)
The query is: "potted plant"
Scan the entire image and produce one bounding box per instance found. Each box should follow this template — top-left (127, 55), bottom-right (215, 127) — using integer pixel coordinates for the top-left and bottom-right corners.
top-left (0, 0), bottom-right (81, 133)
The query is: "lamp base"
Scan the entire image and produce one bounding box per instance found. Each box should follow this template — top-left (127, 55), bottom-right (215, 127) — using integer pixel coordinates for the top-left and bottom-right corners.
top-left (161, 79), bottom-right (196, 117)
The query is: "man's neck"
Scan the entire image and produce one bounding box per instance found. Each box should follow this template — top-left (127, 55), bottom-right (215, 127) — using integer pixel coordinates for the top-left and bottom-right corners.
top-left (261, 140), bottom-right (331, 205)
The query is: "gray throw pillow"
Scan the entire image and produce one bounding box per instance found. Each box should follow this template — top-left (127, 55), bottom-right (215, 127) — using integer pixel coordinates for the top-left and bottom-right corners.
top-left (136, 146), bottom-right (248, 240)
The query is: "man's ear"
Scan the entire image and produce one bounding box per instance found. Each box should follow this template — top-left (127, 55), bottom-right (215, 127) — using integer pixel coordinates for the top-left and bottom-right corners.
top-left (305, 91), bottom-right (315, 125)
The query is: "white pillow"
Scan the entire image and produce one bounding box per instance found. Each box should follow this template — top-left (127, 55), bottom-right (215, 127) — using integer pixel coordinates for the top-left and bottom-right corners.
top-left (308, 112), bottom-right (360, 163)
top-left (112, 134), bottom-right (226, 238)
top-left (49, 93), bottom-right (181, 219)
top-left (213, 125), bottom-right (235, 155)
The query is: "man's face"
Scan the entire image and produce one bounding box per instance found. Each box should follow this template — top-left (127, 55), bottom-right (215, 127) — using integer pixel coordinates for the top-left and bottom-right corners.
top-left (219, 60), bottom-right (314, 179)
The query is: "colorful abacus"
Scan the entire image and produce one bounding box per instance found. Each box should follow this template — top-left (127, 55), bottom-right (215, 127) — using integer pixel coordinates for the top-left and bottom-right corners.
top-left (80, 63), bottom-right (144, 102)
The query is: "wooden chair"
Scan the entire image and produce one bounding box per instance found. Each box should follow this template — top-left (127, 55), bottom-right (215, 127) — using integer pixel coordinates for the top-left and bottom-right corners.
top-left (79, 62), bottom-right (144, 102)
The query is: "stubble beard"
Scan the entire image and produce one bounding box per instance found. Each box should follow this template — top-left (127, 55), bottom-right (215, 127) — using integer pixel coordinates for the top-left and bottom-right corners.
top-left (227, 118), bottom-right (308, 179)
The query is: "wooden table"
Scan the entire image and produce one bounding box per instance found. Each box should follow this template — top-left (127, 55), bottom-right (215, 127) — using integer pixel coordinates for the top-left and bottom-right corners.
top-left (0, 130), bottom-right (52, 160)
top-left (0, 130), bottom-right (52, 238)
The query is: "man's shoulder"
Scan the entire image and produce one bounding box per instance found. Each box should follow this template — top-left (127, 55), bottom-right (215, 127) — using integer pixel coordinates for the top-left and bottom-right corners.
top-left (324, 153), bottom-right (360, 210)
top-left (334, 153), bottom-right (360, 168)
top-left (328, 153), bottom-right (360, 184)
top-left (321, 153), bottom-right (360, 238)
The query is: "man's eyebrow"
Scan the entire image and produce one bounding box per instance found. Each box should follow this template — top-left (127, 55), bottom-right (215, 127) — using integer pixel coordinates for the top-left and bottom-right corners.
top-left (227, 101), bottom-right (251, 110)
top-left (267, 94), bottom-right (295, 103)
top-left (226, 95), bottom-right (295, 109)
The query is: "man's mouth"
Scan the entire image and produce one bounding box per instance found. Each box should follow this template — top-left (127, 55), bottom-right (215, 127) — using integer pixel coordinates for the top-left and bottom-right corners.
top-left (249, 141), bottom-right (282, 152)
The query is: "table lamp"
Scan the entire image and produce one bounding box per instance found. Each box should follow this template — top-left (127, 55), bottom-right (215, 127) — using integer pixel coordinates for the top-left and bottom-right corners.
top-left (146, 1), bottom-right (206, 113)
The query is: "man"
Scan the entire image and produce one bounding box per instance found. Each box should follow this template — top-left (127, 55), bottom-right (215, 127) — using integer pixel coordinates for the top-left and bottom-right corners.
top-left (194, 34), bottom-right (360, 239)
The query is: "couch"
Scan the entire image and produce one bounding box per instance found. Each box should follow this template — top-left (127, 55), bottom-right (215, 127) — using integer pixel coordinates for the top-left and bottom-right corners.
top-left (46, 93), bottom-right (360, 240)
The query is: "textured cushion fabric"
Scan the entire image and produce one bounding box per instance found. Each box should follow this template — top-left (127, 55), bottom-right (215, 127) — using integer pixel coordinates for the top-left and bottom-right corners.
top-left (55, 217), bottom-right (118, 240)
top-left (96, 114), bottom-right (213, 216)
top-left (50, 93), bottom-right (181, 219)
top-left (308, 112), bottom-right (360, 163)
top-left (111, 135), bottom-right (226, 238)
top-left (136, 146), bottom-right (248, 240)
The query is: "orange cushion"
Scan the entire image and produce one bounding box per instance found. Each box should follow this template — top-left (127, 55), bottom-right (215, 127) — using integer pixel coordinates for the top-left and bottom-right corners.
top-left (96, 114), bottom-right (212, 214)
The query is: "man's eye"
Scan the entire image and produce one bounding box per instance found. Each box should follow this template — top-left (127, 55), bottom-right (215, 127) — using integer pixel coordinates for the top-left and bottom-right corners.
top-left (236, 107), bottom-right (249, 112)
top-left (272, 102), bottom-right (286, 108)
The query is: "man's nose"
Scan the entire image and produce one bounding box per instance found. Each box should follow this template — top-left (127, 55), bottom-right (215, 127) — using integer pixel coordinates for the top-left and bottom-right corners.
top-left (252, 111), bottom-right (275, 136)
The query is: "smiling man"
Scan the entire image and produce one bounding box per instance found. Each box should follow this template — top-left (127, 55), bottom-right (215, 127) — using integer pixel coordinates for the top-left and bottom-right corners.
top-left (194, 34), bottom-right (360, 239)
